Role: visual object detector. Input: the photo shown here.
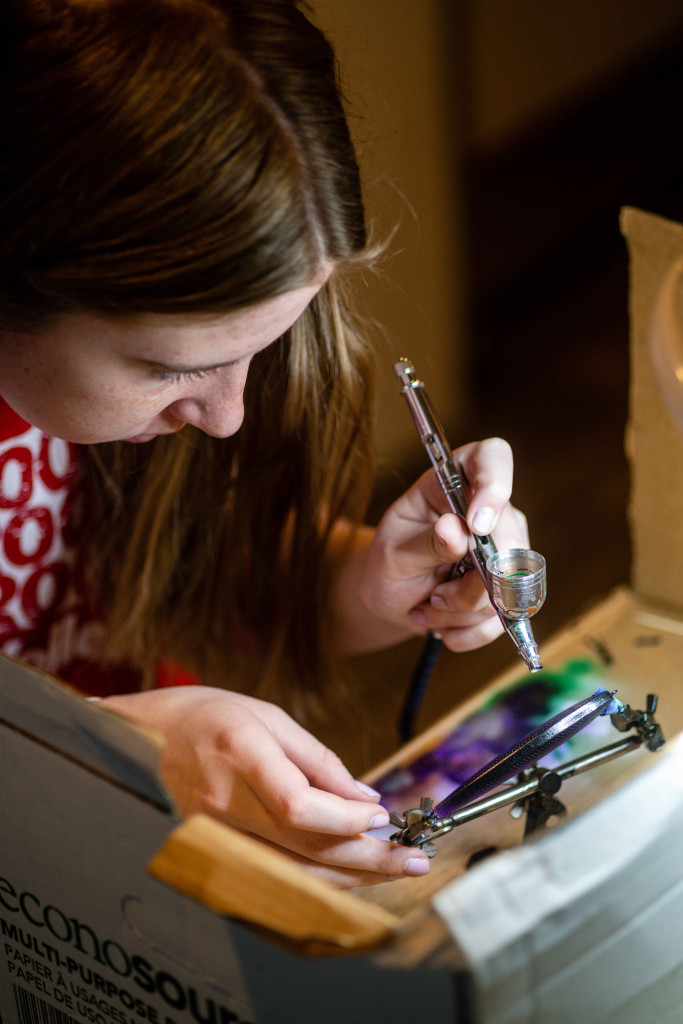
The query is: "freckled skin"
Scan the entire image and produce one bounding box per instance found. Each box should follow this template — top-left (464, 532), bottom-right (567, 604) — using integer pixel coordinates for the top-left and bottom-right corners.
top-left (0, 277), bottom-right (326, 444)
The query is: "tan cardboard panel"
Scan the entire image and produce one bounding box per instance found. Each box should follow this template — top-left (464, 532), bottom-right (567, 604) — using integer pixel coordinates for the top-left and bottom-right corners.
top-left (622, 206), bottom-right (683, 611)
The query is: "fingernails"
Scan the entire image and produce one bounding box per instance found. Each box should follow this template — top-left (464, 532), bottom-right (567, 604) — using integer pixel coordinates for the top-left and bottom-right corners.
top-left (409, 608), bottom-right (428, 627)
top-left (431, 593), bottom-right (448, 610)
top-left (472, 506), bottom-right (495, 534)
top-left (355, 780), bottom-right (381, 798)
top-left (403, 857), bottom-right (430, 876)
top-left (473, 507), bottom-right (495, 534)
top-left (369, 812), bottom-right (390, 829)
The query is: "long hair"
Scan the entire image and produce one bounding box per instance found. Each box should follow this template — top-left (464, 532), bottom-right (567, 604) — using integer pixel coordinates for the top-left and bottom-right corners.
top-left (0, 0), bottom-right (376, 710)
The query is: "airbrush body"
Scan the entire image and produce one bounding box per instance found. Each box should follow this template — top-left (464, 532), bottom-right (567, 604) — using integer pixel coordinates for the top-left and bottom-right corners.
top-left (394, 357), bottom-right (546, 673)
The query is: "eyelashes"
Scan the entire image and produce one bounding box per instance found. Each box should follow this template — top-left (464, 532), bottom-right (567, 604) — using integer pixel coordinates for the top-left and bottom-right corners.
top-left (156, 367), bottom-right (217, 383)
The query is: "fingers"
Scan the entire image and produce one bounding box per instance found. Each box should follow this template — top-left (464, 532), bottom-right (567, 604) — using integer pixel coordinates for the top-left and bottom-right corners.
top-left (395, 438), bottom-right (520, 570)
top-left (256, 703), bottom-right (383, 805)
top-left (454, 437), bottom-right (514, 536)
top-left (248, 827), bottom-right (431, 888)
top-left (267, 851), bottom-right (428, 889)
top-left (408, 497), bottom-right (530, 649)
top-left (226, 700), bottom-right (388, 817)
top-left (104, 687), bottom-right (430, 886)
top-left (410, 596), bottom-right (505, 651)
top-left (220, 715), bottom-right (386, 838)
top-left (206, 720), bottom-right (432, 883)
top-left (194, 704), bottom-right (432, 881)
top-left (428, 505), bottom-right (530, 611)
top-left (439, 613), bottom-right (506, 652)
top-left (208, 693), bottom-right (382, 807)
top-left (222, 753), bottom-right (432, 883)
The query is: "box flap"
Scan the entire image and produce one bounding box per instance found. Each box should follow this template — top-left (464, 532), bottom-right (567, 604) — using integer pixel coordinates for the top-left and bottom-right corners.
top-left (622, 205), bottom-right (683, 611)
top-left (432, 729), bottom-right (683, 1023)
top-left (0, 652), bottom-right (173, 810)
top-left (0, 653), bottom-right (400, 955)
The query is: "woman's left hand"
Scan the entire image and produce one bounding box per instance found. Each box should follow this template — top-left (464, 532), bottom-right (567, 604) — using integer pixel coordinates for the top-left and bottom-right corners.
top-left (101, 686), bottom-right (431, 887)
top-left (344, 437), bottom-right (530, 654)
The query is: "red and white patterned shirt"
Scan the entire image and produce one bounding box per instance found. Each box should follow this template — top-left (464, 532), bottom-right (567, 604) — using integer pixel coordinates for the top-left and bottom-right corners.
top-left (0, 396), bottom-right (199, 696)
top-left (0, 396), bottom-right (140, 694)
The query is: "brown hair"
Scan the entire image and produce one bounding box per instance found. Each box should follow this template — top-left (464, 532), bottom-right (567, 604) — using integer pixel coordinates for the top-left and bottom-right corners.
top-left (0, 0), bottom-right (376, 710)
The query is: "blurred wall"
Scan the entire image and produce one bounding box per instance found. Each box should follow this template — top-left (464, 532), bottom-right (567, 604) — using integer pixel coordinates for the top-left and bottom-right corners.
top-left (311, 0), bottom-right (683, 475)
top-left (468, 0), bottom-right (683, 154)
top-left (311, 0), bottom-right (469, 472)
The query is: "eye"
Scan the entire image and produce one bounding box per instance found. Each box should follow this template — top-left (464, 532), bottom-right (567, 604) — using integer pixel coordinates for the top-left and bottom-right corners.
top-left (157, 368), bottom-right (215, 384)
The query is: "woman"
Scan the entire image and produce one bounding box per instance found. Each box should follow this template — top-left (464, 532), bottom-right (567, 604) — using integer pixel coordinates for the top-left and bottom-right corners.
top-left (0, 0), bottom-right (528, 886)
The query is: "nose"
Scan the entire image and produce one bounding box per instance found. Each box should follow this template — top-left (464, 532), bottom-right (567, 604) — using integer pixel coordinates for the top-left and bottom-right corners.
top-left (165, 367), bottom-right (248, 438)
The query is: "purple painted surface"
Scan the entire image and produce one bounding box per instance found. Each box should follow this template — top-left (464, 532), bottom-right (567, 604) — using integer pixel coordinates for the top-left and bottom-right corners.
top-left (376, 659), bottom-right (616, 818)
top-left (434, 688), bottom-right (614, 816)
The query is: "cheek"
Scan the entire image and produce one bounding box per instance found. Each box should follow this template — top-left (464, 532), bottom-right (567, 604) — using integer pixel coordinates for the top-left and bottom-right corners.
top-left (0, 339), bottom-right (171, 441)
top-left (26, 377), bottom-right (164, 443)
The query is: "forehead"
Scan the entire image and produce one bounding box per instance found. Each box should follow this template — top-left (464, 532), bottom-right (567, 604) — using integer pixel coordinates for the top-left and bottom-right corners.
top-left (36, 278), bottom-right (328, 365)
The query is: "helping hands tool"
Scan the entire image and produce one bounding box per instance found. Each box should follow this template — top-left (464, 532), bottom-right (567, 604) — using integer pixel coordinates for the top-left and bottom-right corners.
top-left (389, 689), bottom-right (665, 855)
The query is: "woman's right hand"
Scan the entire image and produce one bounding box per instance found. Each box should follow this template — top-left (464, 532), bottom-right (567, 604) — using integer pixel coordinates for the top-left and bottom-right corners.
top-left (101, 685), bottom-right (430, 888)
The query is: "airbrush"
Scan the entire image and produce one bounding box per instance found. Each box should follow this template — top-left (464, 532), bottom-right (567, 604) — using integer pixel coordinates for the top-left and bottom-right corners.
top-left (394, 357), bottom-right (547, 739)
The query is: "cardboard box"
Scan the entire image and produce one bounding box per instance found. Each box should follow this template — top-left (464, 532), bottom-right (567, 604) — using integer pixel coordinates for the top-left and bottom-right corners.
top-left (3, 207), bottom-right (683, 1024)
top-left (0, 655), bottom-right (460, 1024)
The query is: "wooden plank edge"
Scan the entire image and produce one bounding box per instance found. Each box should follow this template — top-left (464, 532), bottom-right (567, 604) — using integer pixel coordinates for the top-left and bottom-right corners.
top-left (147, 813), bottom-right (399, 953)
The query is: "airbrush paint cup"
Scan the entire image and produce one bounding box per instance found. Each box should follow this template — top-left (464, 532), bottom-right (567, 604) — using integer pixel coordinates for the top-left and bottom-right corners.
top-left (486, 548), bottom-right (547, 620)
